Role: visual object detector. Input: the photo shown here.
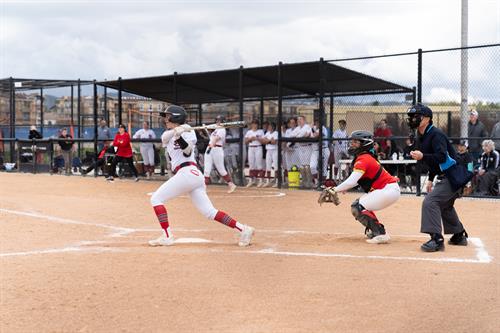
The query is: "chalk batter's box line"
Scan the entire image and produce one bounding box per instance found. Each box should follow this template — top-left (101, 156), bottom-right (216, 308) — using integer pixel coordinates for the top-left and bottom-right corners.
top-left (0, 208), bottom-right (493, 263)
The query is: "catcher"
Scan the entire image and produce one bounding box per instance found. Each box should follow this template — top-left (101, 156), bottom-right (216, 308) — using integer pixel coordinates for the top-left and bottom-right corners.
top-left (318, 130), bottom-right (400, 244)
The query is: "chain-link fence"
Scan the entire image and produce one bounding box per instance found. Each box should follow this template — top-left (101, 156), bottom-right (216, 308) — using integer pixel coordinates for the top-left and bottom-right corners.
top-left (1, 44), bottom-right (499, 197)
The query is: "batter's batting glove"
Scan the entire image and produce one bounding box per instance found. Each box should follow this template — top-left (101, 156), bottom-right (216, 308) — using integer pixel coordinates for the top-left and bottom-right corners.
top-left (174, 124), bottom-right (193, 136)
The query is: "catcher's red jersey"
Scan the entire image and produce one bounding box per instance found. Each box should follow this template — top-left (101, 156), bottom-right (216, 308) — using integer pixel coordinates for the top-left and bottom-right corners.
top-left (353, 154), bottom-right (398, 190)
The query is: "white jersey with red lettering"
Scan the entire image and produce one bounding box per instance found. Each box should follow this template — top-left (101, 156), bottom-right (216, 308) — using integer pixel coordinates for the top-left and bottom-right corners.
top-left (210, 128), bottom-right (226, 147)
top-left (162, 129), bottom-right (197, 170)
top-left (245, 129), bottom-right (265, 147)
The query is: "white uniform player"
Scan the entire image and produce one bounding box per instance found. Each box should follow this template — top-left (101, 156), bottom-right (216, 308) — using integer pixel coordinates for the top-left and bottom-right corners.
top-left (284, 118), bottom-right (298, 170)
top-left (333, 120), bottom-right (349, 180)
top-left (133, 121), bottom-right (156, 179)
top-left (262, 122), bottom-right (278, 187)
top-left (244, 120), bottom-right (265, 187)
top-left (295, 116), bottom-right (312, 167)
top-left (204, 116), bottom-right (237, 193)
top-left (310, 122), bottom-right (330, 181)
top-left (148, 105), bottom-right (254, 247)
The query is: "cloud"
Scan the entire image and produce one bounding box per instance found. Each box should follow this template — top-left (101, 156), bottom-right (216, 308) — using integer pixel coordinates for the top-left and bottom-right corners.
top-left (0, 0), bottom-right (498, 102)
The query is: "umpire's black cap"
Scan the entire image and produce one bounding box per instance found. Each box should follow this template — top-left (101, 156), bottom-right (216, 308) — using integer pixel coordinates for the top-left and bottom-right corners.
top-left (407, 103), bottom-right (433, 118)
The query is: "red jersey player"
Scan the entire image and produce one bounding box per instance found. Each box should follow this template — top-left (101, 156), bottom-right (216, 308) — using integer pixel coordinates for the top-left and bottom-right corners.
top-left (329, 130), bottom-right (400, 244)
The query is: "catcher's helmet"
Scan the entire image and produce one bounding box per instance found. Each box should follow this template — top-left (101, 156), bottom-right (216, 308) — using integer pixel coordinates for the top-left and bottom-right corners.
top-left (164, 105), bottom-right (187, 124)
top-left (406, 103), bottom-right (433, 129)
top-left (215, 115), bottom-right (224, 123)
top-left (348, 130), bottom-right (374, 155)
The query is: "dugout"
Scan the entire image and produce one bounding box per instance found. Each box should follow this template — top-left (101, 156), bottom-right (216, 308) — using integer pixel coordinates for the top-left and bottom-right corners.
top-left (0, 78), bottom-right (93, 168)
top-left (98, 59), bottom-right (414, 188)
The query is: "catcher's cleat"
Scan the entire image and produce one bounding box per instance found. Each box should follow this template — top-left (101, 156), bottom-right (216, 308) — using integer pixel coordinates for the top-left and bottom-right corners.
top-left (448, 230), bottom-right (468, 246)
top-left (366, 234), bottom-right (390, 244)
top-left (148, 234), bottom-right (175, 246)
top-left (238, 225), bottom-right (254, 247)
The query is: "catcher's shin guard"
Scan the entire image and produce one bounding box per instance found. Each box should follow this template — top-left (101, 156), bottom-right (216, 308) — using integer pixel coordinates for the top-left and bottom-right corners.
top-left (350, 199), bottom-right (386, 237)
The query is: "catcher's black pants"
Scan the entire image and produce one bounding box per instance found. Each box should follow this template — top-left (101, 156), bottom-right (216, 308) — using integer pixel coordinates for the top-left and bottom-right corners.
top-left (420, 177), bottom-right (465, 235)
top-left (110, 156), bottom-right (138, 178)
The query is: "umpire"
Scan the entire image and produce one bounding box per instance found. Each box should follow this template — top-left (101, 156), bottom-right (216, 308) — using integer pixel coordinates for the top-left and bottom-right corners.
top-left (407, 104), bottom-right (468, 252)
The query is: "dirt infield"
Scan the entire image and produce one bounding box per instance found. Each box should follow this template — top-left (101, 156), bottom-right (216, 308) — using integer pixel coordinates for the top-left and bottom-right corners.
top-left (1, 173), bottom-right (499, 333)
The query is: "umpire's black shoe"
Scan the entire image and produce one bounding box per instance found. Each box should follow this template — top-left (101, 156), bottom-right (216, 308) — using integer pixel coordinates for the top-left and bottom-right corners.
top-left (421, 237), bottom-right (445, 252)
top-left (448, 230), bottom-right (468, 246)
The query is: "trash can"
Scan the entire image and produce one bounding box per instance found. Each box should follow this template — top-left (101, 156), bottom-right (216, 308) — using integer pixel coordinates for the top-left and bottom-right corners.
top-left (288, 165), bottom-right (300, 188)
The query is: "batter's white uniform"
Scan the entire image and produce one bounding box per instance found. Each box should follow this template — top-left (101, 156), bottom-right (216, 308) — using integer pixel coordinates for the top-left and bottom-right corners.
top-left (204, 128), bottom-right (229, 178)
top-left (264, 130), bottom-right (278, 172)
top-left (245, 129), bottom-right (264, 171)
top-left (133, 128), bottom-right (156, 166)
top-left (310, 125), bottom-right (330, 177)
top-left (150, 130), bottom-right (217, 219)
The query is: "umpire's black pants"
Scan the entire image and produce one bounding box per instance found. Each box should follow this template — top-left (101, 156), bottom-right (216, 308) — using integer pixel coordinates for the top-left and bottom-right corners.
top-left (421, 177), bottom-right (465, 235)
top-left (111, 156), bottom-right (138, 178)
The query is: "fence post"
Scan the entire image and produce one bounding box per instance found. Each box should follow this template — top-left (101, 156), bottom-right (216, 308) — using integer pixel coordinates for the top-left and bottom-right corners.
top-left (238, 66), bottom-right (245, 186)
top-left (277, 62), bottom-right (283, 188)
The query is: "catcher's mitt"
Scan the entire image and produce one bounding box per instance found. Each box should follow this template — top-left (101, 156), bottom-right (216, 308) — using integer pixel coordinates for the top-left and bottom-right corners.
top-left (318, 187), bottom-right (340, 206)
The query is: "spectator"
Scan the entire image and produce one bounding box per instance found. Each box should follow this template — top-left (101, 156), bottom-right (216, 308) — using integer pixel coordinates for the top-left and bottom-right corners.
top-left (491, 120), bottom-right (500, 151)
top-left (29, 125), bottom-right (42, 139)
top-left (262, 122), bottom-right (278, 187)
top-left (374, 119), bottom-right (393, 153)
top-left (108, 124), bottom-right (139, 182)
top-left (310, 119), bottom-right (330, 184)
top-left (295, 115), bottom-right (312, 168)
top-left (401, 136), bottom-right (417, 190)
top-left (373, 141), bottom-right (387, 160)
top-left (284, 117), bottom-right (298, 171)
top-left (332, 119), bottom-right (349, 177)
top-left (468, 109), bottom-right (488, 164)
top-left (244, 120), bottom-right (265, 187)
top-left (81, 141), bottom-right (112, 176)
top-left (402, 137), bottom-right (416, 160)
top-left (133, 121), bottom-right (156, 179)
top-left (474, 140), bottom-right (500, 196)
top-left (98, 120), bottom-right (112, 151)
top-left (58, 128), bottom-right (74, 176)
top-left (455, 140), bottom-right (473, 172)
top-left (29, 125), bottom-right (44, 164)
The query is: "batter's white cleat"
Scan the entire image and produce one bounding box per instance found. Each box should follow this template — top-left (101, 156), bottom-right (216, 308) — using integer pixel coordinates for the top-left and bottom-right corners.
top-left (148, 234), bottom-right (175, 246)
top-left (238, 225), bottom-right (255, 247)
top-left (227, 183), bottom-right (237, 194)
top-left (366, 234), bottom-right (390, 244)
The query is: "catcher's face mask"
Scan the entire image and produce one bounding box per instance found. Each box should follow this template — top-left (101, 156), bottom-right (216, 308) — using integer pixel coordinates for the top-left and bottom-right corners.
top-left (347, 140), bottom-right (361, 155)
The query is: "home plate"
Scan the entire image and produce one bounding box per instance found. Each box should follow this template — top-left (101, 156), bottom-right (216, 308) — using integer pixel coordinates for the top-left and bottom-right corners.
top-left (175, 238), bottom-right (213, 244)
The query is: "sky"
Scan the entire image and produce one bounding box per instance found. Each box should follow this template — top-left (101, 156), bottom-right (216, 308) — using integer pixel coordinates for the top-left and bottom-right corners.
top-left (1, 0), bottom-right (499, 102)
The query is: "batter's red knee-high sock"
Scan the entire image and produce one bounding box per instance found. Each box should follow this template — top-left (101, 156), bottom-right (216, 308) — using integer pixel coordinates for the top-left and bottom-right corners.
top-left (205, 177), bottom-right (210, 185)
top-left (214, 211), bottom-right (243, 231)
top-left (153, 205), bottom-right (171, 237)
top-left (266, 171), bottom-right (271, 178)
top-left (222, 174), bottom-right (232, 183)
